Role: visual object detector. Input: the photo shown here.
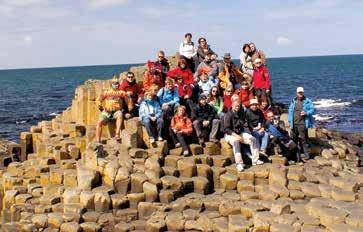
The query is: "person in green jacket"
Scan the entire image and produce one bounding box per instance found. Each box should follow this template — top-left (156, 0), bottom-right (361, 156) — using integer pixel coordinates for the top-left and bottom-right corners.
top-left (208, 86), bottom-right (224, 117)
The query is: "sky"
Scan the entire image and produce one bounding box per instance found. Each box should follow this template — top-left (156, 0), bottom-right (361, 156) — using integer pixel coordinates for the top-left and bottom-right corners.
top-left (0, 0), bottom-right (362, 69)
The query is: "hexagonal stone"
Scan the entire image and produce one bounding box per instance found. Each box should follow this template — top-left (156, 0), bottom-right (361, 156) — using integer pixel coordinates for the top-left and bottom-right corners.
top-left (220, 173), bottom-right (238, 190)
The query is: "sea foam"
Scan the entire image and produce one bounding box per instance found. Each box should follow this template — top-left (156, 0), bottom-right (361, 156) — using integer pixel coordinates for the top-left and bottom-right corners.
top-left (313, 99), bottom-right (352, 108)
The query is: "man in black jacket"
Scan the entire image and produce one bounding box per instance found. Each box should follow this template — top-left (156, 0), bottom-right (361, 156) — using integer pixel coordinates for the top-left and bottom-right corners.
top-left (224, 100), bottom-right (264, 172)
top-left (192, 94), bottom-right (220, 145)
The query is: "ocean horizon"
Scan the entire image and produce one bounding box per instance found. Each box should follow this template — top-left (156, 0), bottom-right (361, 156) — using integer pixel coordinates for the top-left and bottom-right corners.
top-left (1, 54), bottom-right (362, 142)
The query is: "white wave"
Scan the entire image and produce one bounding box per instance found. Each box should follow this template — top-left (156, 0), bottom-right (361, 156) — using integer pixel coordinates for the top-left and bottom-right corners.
top-left (313, 99), bottom-right (352, 108)
top-left (49, 112), bottom-right (59, 116)
top-left (314, 114), bottom-right (334, 122)
top-left (16, 120), bottom-right (27, 124)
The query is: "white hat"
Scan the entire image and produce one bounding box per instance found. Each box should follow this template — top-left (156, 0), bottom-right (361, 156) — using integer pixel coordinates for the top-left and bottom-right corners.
top-left (296, 87), bottom-right (304, 93)
top-left (254, 58), bottom-right (262, 64)
top-left (249, 98), bottom-right (259, 106)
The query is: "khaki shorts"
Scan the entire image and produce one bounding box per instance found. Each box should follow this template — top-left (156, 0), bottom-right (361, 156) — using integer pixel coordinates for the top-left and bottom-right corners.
top-left (99, 110), bottom-right (122, 122)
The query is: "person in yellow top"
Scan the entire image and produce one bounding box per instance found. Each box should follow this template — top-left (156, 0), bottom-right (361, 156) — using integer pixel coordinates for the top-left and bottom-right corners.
top-left (95, 76), bottom-right (126, 142)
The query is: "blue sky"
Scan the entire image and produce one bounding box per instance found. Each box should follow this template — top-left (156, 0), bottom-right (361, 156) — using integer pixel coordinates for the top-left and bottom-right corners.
top-left (0, 0), bottom-right (362, 69)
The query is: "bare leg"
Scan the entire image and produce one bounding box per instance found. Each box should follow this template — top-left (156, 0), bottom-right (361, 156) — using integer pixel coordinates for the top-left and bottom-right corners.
top-left (95, 120), bottom-right (105, 142)
top-left (115, 114), bottom-right (123, 139)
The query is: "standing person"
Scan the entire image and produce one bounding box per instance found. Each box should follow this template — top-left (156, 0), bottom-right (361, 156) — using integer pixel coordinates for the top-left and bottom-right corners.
top-left (249, 42), bottom-right (267, 65)
top-left (246, 99), bottom-right (269, 156)
top-left (239, 43), bottom-right (254, 76)
top-left (252, 58), bottom-right (271, 105)
top-left (224, 100), bottom-right (264, 172)
top-left (95, 76), bottom-right (126, 142)
top-left (139, 91), bottom-right (164, 144)
top-left (196, 37), bottom-right (216, 63)
top-left (179, 33), bottom-right (197, 72)
top-left (192, 94), bottom-right (220, 145)
top-left (154, 50), bottom-right (170, 81)
top-left (119, 71), bottom-right (143, 118)
top-left (170, 105), bottom-right (193, 155)
top-left (288, 87), bottom-right (315, 160)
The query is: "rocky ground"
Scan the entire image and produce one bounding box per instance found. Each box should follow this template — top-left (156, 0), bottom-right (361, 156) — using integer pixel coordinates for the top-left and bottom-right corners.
top-left (0, 59), bottom-right (363, 232)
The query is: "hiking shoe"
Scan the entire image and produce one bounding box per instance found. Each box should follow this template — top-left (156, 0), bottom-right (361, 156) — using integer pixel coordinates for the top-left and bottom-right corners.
top-left (301, 153), bottom-right (310, 161)
top-left (253, 160), bottom-right (264, 166)
top-left (183, 150), bottom-right (190, 156)
top-left (175, 143), bottom-right (181, 148)
top-left (236, 163), bottom-right (244, 172)
top-left (157, 137), bottom-right (163, 141)
top-left (149, 137), bottom-right (155, 144)
top-left (210, 138), bottom-right (219, 143)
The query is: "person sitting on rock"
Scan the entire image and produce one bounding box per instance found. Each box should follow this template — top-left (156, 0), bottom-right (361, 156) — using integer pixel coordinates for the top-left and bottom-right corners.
top-left (143, 61), bottom-right (164, 91)
top-left (265, 111), bottom-right (299, 160)
top-left (175, 75), bottom-right (194, 116)
top-left (197, 69), bottom-right (216, 97)
top-left (139, 91), bottom-right (164, 144)
top-left (223, 85), bottom-right (234, 112)
top-left (196, 37), bottom-right (216, 64)
top-left (154, 50), bottom-right (170, 81)
top-left (170, 105), bottom-right (193, 156)
top-left (249, 42), bottom-right (267, 66)
top-left (179, 32), bottom-right (197, 73)
top-left (252, 58), bottom-right (271, 105)
top-left (157, 78), bottom-right (180, 124)
top-left (119, 71), bottom-right (143, 118)
top-left (288, 87), bottom-right (315, 161)
top-left (224, 100), bottom-right (264, 172)
top-left (246, 98), bottom-right (269, 156)
top-left (260, 98), bottom-right (272, 119)
top-left (239, 43), bottom-right (254, 76)
top-left (167, 58), bottom-right (195, 88)
top-left (218, 53), bottom-right (244, 90)
top-left (192, 94), bottom-right (220, 145)
top-left (194, 51), bottom-right (219, 83)
top-left (95, 76), bottom-right (127, 142)
top-left (208, 86), bottom-right (224, 118)
top-left (238, 81), bottom-right (254, 108)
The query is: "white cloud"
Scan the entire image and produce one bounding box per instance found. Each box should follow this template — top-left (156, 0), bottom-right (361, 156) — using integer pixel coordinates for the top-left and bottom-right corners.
top-left (1, 0), bottom-right (48, 8)
top-left (23, 35), bottom-right (33, 45)
top-left (87, 0), bottom-right (129, 9)
top-left (276, 36), bottom-right (293, 46)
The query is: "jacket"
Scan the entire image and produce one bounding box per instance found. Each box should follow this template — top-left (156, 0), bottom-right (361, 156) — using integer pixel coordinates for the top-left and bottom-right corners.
top-left (223, 94), bottom-right (233, 112)
top-left (179, 41), bottom-right (197, 58)
top-left (143, 71), bottom-right (164, 91)
top-left (170, 115), bottom-right (193, 135)
top-left (253, 66), bottom-right (271, 90)
top-left (157, 87), bottom-right (179, 106)
top-left (96, 88), bottom-right (126, 112)
top-left (192, 103), bottom-right (217, 121)
top-left (218, 62), bottom-right (243, 89)
top-left (154, 59), bottom-right (170, 74)
top-left (245, 108), bottom-right (265, 131)
top-left (167, 67), bottom-right (194, 86)
top-left (239, 89), bottom-right (254, 107)
top-left (251, 50), bottom-right (267, 65)
top-left (175, 82), bottom-right (192, 99)
top-left (197, 45), bottom-right (215, 62)
top-left (119, 80), bottom-right (143, 101)
top-left (139, 98), bottom-right (162, 121)
top-left (288, 96), bottom-right (315, 128)
top-left (194, 61), bottom-right (218, 79)
top-left (223, 108), bottom-right (246, 135)
top-left (209, 96), bottom-right (224, 114)
top-left (198, 79), bottom-right (215, 96)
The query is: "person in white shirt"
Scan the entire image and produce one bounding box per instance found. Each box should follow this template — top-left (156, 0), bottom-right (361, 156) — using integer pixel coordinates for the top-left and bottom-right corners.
top-left (179, 33), bottom-right (197, 73)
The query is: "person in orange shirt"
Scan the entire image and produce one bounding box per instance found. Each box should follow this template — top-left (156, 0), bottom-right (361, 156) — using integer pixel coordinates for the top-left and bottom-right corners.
top-left (143, 61), bottom-right (164, 91)
top-left (170, 105), bottom-right (193, 155)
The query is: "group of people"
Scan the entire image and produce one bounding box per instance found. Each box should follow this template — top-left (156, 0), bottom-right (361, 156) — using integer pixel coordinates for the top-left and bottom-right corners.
top-left (96, 33), bottom-right (315, 172)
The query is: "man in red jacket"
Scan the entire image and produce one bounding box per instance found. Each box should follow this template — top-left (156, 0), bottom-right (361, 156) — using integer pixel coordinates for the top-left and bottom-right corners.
top-left (252, 58), bottom-right (272, 105)
top-left (119, 72), bottom-right (143, 118)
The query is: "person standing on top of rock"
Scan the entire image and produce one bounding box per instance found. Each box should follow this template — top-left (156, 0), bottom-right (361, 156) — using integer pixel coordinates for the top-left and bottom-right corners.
top-left (154, 50), bottom-right (170, 82)
top-left (139, 91), bottom-right (164, 144)
top-left (194, 51), bottom-right (219, 83)
top-left (249, 42), bottom-right (267, 66)
top-left (157, 78), bottom-right (180, 125)
top-left (192, 94), bottom-right (220, 145)
top-left (179, 33), bottom-right (197, 73)
top-left (170, 105), bottom-right (193, 156)
top-left (246, 98), bottom-right (269, 156)
top-left (95, 76), bottom-right (127, 142)
top-left (224, 100), bottom-right (264, 172)
top-left (252, 58), bottom-right (271, 105)
top-left (143, 61), bottom-right (164, 91)
top-left (196, 37), bottom-right (216, 64)
top-left (288, 87), bottom-right (315, 161)
top-left (118, 71), bottom-right (143, 118)
top-left (239, 43), bottom-right (254, 76)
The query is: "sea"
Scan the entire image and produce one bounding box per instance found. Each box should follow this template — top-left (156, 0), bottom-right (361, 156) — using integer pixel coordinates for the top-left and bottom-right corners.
top-left (0, 55), bottom-right (362, 142)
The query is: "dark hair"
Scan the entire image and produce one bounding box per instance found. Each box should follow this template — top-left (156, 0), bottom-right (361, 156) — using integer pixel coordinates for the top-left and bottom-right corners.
top-left (198, 37), bottom-right (206, 44)
top-left (185, 33), bottom-right (192, 38)
top-left (127, 71), bottom-right (134, 76)
top-left (242, 44), bottom-right (250, 53)
top-left (209, 86), bottom-right (221, 98)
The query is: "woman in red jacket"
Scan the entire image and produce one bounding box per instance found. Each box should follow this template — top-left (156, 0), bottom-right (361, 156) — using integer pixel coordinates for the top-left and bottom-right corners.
top-left (252, 58), bottom-right (271, 105)
top-left (223, 85), bottom-right (234, 112)
top-left (239, 81), bottom-right (254, 108)
top-left (167, 58), bottom-right (195, 86)
top-left (170, 105), bottom-right (193, 155)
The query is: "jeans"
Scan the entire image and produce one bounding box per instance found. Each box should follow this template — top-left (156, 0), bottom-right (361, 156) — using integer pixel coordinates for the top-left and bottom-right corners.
top-left (251, 130), bottom-right (269, 152)
top-left (193, 118), bottom-right (220, 140)
top-left (170, 128), bottom-right (189, 152)
top-left (142, 118), bottom-right (164, 139)
top-left (291, 124), bottom-right (309, 156)
top-left (224, 132), bottom-right (260, 164)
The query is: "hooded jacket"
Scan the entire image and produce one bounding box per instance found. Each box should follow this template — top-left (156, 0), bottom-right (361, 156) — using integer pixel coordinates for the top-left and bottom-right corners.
top-left (157, 87), bottom-right (179, 106)
top-left (170, 114), bottom-right (193, 135)
top-left (288, 96), bottom-right (315, 128)
top-left (143, 71), bottom-right (164, 91)
top-left (223, 108), bottom-right (246, 135)
top-left (139, 98), bottom-right (162, 121)
top-left (253, 66), bottom-right (271, 90)
top-left (167, 66), bottom-right (194, 86)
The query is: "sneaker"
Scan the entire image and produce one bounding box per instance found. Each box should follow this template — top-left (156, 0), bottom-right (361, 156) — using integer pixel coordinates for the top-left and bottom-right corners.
top-left (236, 163), bottom-right (244, 172)
top-left (253, 160), bottom-right (264, 166)
top-left (149, 137), bottom-right (155, 144)
top-left (175, 143), bottom-right (181, 148)
top-left (183, 150), bottom-right (190, 156)
top-left (157, 137), bottom-right (163, 141)
top-left (259, 150), bottom-right (268, 157)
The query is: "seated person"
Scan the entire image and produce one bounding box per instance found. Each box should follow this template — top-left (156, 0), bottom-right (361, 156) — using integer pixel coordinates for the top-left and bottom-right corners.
top-left (196, 37), bottom-right (216, 63)
top-left (179, 32), bottom-right (197, 72)
top-left (218, 53), bottom-right (244, 90)
top-left (252, 58), bottom-right (271, 105)
top-left (266, 112), bottom-right (299, 160)
top-left (192, 94), bottom-right (220, 145)
top-left (238, 81), bottom-right (254, 108)
top-left (175, 75), bottom-right (194, 115)
top-left (139, 91), bottom-right (164, 144)
top-left (246, 99), bottom-right (269, 156)
top-left (198, 70), bottom-right (215, 96)
top-left (154, 50), bottom-right (170, 81)
top-left (208, 86), bottom-right (224, 117)
top-left (224, 100), bottom-right (264, 172)
top-left (260, 98), bottom-right (272, 119)
top-left (170, 105), bottom-right (193, 156)
top-left (194, 52), bottom-right (218, 82)
top-left (119, 71), bottom-right (143, 118)
top-left (95, 76), bottom-right (126, 142)
top-left (157, 78), bottom-right (179, 121)
top-left (223, 85), bottom-right (234, 112)
top-left (143, 61), bottom-right (164, 91)
top-left (167, 58), bottom-right (194, 87)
